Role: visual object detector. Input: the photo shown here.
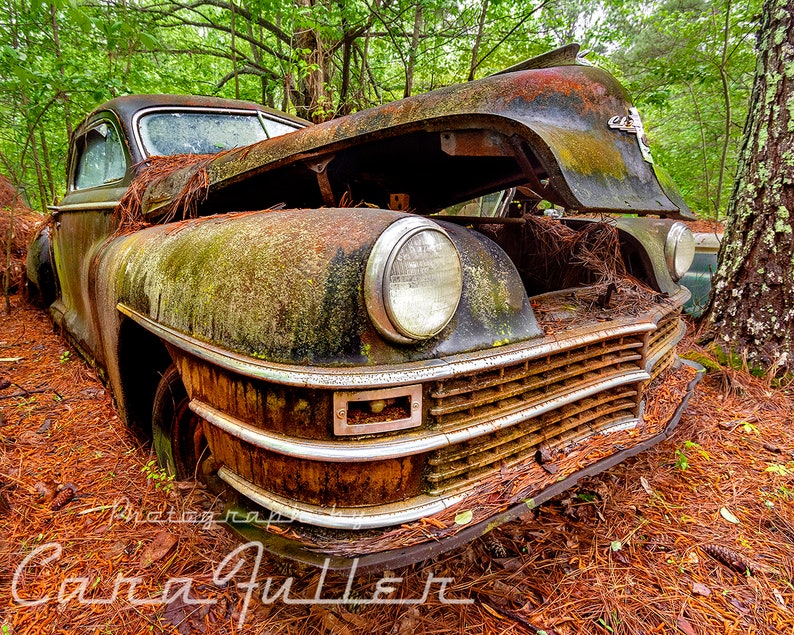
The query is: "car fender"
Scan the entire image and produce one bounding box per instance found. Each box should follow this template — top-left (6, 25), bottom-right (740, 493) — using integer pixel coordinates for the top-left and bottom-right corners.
top-left (91, 208), bottom-right (541, 394)
top-left (25, 224), bottom-right (57, 306)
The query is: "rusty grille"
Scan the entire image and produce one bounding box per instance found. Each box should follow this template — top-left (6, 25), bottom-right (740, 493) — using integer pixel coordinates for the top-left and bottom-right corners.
top-left (647, 314), bottom-right (680, 361)
top-left (650, 348), bottom-right (677, 381)
top-left (422, 305), bottom-right (686, 496)
top-left (425, 385), bottom-right (640, 495)
top-left (428, 335), bottom-right (645, 430)
top-left (647, 313), bottom-right (683, 380)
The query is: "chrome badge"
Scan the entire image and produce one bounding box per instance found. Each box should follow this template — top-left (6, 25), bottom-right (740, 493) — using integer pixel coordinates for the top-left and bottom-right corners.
top-left (608, 107), bottom-right (654, 164)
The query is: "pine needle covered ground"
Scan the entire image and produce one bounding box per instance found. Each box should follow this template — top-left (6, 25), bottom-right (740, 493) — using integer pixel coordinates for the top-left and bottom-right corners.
top-left (1, 296), bottom-right (792, 635)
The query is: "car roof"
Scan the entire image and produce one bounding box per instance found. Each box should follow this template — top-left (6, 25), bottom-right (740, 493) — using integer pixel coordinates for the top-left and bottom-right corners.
top-left (89, 94), bottom-right (309, 127)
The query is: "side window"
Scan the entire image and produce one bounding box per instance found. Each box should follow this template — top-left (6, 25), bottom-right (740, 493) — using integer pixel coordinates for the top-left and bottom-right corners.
top-left (73, 122), bottom-right (127, 190)
top-left (261, 116), bottom-right (300, 139)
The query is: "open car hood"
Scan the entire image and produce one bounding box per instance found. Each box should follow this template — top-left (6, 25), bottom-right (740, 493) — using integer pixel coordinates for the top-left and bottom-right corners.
top-left (142, 64), bottom-right (692, 219)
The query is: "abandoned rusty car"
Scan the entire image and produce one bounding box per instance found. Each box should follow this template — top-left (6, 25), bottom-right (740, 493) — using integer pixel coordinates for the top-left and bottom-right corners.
top-left (27, 47), bottom-right (700, 569)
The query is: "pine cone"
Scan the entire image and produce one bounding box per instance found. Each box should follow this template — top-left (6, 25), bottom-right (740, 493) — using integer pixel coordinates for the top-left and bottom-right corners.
top-left (483, 533), bottom-right (509, 558)
top-left (51, 483), bottom-right (78, 511)
top-left (702, 544), bottom-right (755, 575)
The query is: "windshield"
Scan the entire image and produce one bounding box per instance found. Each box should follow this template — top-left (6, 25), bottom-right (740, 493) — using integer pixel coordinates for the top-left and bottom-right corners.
top-left (138, 110), bottom-right (299, 156)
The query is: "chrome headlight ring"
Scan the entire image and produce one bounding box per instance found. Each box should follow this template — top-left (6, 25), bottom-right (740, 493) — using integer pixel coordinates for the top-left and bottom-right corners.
top-left (364, 217), bottom-right (463, 344)
top-left (664, 222), bottom-right (696, 281)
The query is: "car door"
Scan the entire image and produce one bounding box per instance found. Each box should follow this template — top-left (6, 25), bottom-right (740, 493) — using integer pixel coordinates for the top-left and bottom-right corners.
top-left (51, 114), bottom-right (131, 363)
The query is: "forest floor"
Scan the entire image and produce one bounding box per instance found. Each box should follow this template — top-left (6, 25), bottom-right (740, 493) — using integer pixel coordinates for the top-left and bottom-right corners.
top-left (1, 294), bottom-right (793, 635)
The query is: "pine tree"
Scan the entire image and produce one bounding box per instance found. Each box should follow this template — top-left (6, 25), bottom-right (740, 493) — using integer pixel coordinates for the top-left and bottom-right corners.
top-left (706, 0), bottom-right (794, 373)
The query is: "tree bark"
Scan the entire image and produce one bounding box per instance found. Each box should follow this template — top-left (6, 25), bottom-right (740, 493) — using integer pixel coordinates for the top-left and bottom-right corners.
top-left (706, 0), bottom-right (794, 372)
top-left (293, 0), bottom-right (331, 122)
top-left (403, 2), bottom-right (422, 98)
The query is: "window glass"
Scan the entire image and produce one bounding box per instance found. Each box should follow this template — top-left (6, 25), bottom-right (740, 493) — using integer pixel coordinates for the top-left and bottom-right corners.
top-left (439, 190), bottom-right (512, 218)
top-left (138, 111), bottom-right (299, 157)
top-left (261, 117), bottom-right (300, 139)
top-left (73, 123), bottom-right (127, 190)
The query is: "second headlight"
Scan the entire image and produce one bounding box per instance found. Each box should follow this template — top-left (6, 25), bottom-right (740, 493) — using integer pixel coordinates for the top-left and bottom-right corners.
top-left (664, 222), bottom-right (696, 281)
top-left (365, 217), bottom-right (462, 343)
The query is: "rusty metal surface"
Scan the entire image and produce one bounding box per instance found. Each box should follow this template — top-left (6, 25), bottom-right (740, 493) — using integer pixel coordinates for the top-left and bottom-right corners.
top-left (50, 205), bottom-right (119, 361)
top-left (137, 65), bottom-right (690, 219)
top-left (221, 361), bottom-right (704, 572)
top-left (177, 293), bottom-right (683, 527)
top-left (187, 369), bottom-right (649, 463)
top-left (98, 209), bottom-right (539, 369)
top-left (204, 421), bottom-right (427, 507)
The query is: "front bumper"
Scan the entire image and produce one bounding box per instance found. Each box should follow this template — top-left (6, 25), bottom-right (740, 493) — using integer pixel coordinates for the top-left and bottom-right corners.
top-left (225, 359), bottom-right (700, 572)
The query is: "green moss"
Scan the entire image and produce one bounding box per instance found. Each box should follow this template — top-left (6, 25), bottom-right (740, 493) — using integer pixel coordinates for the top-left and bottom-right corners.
top-left (360, 342), bottom-right (371, 360)
top-left (758, 126), bottom-right (768, 151)
top-left (680, 351), bottom-right (722, 373)
top-left (709, 343), bottom-right (766, 378)
top-left (774, 206), bottom-right (791, 234)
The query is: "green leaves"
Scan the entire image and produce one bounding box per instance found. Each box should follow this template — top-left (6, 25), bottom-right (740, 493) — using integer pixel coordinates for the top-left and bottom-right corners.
top-left (0, 0), bottom-right (759, 220)
top-left (454, 510), bottom-right (473, 525)
top-left (138, 31), bottom-right (160, 51)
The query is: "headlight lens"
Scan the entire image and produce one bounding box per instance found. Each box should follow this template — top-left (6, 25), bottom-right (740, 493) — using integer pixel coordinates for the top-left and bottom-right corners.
top-left (365, 217), bottom-right (462, 343)
top-left (664, 222), bottom-right (696, 281)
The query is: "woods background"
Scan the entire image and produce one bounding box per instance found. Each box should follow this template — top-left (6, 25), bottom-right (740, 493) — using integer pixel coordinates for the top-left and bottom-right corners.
top-left (0, 0), bottom-right (760, 220)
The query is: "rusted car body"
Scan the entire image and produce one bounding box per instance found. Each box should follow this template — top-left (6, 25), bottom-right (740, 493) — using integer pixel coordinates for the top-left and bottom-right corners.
top-left (28, 49), bottom-right (700, 570)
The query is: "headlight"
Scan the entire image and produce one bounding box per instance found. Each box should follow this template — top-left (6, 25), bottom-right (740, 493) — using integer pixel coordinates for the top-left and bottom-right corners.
top-left (664, 222), bottom-right (696, 281)
top-left (365, 217), bottom-right (462, 343)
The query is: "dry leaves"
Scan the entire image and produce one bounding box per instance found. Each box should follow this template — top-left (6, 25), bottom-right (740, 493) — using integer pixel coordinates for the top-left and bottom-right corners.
top-left (139, 530), bottom-right (179, 567)
top-left (2, 297), bottom-right (794, 634)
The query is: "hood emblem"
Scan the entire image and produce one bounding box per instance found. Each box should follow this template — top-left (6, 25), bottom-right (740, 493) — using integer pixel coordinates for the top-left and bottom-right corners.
top-left (608, 107), bottom-right (654, 164)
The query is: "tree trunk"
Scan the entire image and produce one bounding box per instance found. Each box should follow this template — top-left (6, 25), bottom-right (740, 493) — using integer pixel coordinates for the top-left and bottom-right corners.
top-left (706, 0), bottom-right (794, 373)
top-left (293, 0), bottom-right (331, 122)
top-left (468, 0), bottom-right (489, 81)
top-left (714, 0), bottom-right (733, 217)
top-left (403, 2), bottom-right (422, 98)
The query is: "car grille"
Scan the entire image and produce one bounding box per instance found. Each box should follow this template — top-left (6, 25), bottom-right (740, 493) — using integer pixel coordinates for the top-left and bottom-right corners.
top-left (647, 313), bottom-right (684, 380)
top-left (424, 308), bottom-right (681, 496)
top-left (428, 333), bottom-right (645, 430)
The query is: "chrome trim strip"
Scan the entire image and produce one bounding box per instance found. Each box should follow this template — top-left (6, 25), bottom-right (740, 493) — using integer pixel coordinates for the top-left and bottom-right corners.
top-left (589, 416), bottom-right (642, 436)
top-left (217, 467), bottom-right (467, 529)
top-left (118, 302), bottom-right (656, 389)
top-left (51, 201), bottom-right (121, 212)
top-left (190, 369), bottom-right (650, 462)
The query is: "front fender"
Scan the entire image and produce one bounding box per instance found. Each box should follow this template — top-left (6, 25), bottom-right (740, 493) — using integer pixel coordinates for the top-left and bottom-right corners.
top-left (93, 208), bottom-right (540, 368)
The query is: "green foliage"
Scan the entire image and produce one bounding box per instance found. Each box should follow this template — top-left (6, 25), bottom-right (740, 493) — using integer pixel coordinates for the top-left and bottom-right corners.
top-left (141, 459), bottom-right (175, 492)
top-left (675, 440), bottom-right (710, 470)
top-left (0, 0), bottom-right (760, 222)
top-left (601, 0), bottom-right (760, 218)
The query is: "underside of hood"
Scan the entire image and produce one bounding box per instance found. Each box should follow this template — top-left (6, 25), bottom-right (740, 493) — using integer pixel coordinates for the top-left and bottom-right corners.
top-left (140, 64), bottom-right (692, 221)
